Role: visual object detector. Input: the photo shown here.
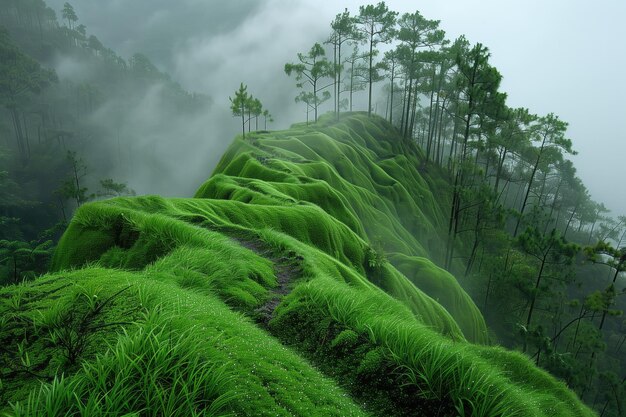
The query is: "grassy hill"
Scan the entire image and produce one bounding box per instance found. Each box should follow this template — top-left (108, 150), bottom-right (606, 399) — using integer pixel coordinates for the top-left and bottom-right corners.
top-left (0, 114), bottom-right (595, 416)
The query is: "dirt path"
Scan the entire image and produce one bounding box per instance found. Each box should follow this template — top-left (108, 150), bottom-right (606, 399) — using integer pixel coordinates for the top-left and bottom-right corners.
top-left (233, 237), bottom-right (303, 325)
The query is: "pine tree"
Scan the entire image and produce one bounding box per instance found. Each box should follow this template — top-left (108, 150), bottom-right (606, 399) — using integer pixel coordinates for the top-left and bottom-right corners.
top-left (356, 2), bottom-right (397, 116)
top-left (229, 83), bottom-right (249, 138)
top-left (285, 43), bottom-right (334, 123)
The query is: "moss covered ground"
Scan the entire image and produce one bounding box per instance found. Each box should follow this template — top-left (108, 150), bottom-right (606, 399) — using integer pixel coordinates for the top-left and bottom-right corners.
top-left (0, 113), bottom-right (595, 416)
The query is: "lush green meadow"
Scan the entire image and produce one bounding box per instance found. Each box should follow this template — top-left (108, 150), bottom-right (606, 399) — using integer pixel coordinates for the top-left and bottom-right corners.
top-left (0, 114), bottom-right (594, 416)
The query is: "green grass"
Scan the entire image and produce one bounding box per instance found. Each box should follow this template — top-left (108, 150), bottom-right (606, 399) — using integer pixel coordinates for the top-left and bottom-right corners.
top-left (9, 313), bottom-right (234, 417)
top-left (1, 270), bottom-right (370, 416)
top-left (1, 113), bottom-right (595, 416)
top-left (271, 276), bottom-right (592, 416)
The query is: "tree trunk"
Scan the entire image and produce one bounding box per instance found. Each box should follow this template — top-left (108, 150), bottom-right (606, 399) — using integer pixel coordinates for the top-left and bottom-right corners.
top-left (349, 59), bottom-right (355, 112)
top-left (22, 112), bottom-right (31, 159)
top-left (587, 212), bottom-right (600, 245)
top-left (403, 76), bottom-right (414, 138)
top-left (313, 78), bottom-right (318, 122)
top-left (400, 77), bottom-right (408, 131)
top-left (73, 162), bottom-right (82, 207)
top-left (388, 62), bottom-right (395, 124)
top-left (367, 31), bottom-right (374, 116)
top-left (240, 103), bottom-right (245, 139)
top-left (566, 304), bottom-right (585, 352)
top-left (598, 262), bottom-right (624, 331)
top-left (445, 168), bottom-right (463, 269)
top-left (426, 86), bottom-right (436, 160)
top-left (332, 40), bottom-right (337, 115)
top-left (524, 251), bottom-right (549, 351)
top-left (10, 106), bottom-right (26, 163)
top-left (36, 7), bottom-right (44, 40)
top-left (545, 177), bottom-right (563, 233)
top-left (465, 207), bottom-right (482, 277)
top-left (447, 114), bottom-right (458, 170)
top-left (515, 135), bottom-right (547, 236)
top-left (483, 272), bottom-right (493, 310)
top-left (563, 203), bottom-right (579, 238)
top-left (337, 38), bottom-right (342, 117)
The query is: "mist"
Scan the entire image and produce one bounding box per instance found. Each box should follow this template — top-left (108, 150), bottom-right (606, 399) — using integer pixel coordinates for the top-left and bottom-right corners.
top-left (23, 0), bottom-right (626, 213)
top-left (36, 0), bottom-right (334, 197)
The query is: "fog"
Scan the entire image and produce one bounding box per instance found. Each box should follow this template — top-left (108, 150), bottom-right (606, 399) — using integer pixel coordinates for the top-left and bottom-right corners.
top-left (44, 0), bottom-right (626, 214)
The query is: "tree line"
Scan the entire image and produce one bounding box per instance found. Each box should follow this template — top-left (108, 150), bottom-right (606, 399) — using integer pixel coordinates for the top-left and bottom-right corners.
top-left (230, 3), bottom-right (625, 415)
top-left (229, 83), bottom-right (272, 139)
top-left (0, 1), bottom-right (205, 285)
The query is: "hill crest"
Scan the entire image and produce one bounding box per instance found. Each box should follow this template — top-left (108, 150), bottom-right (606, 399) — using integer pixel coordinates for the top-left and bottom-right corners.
top-left (1, 114), bottom-right (593, 416)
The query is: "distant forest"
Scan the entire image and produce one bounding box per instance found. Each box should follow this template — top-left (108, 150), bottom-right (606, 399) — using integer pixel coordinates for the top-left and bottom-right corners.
top-left (1, 1), bottom-right (624, 416)
top-left (0, 0), bottom-right (209, 279)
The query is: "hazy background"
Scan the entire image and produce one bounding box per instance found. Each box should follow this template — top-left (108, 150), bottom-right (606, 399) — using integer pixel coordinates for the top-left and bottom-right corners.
top-left (45, 0), bottom-right (626, 215)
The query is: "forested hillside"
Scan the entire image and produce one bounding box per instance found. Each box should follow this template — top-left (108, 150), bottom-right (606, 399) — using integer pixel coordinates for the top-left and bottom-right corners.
top-left (0, 0), bottom-right (210, 285)
top-left (273, 6), bottom-right (625, 414)
top-left (1, 114), bottom-right (596, 416)
top-left (1, 1), bottom-right (624, 416)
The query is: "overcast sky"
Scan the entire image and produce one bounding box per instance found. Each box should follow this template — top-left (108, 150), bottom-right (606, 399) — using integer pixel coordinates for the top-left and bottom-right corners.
top-left (47, 0), bottom-right (626, 215)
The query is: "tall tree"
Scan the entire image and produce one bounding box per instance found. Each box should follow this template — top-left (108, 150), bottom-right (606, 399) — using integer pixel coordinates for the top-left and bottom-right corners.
top-left (586, 202), bottom-right (610, 244)
top-left (395, 10), bottom-right (445, 137)
top-left (342, 44), bottom-right (366, 112)
top-left (445, 42), bottom-right (504, 268)
top-left (285, 43), bottom-right (334, 122)
top-left (514, 113), bottom-right (576, 236)
top-left (59, 150), bottom-right (90, 209)
top-left (262, 109), bottom-right (273, 130)
top-left (0, 164), bottom-right (29, 241)
top-left (381, 48), bottom-right (401, 124)
top-left (249, 96), bottom-right (262, 131)
top-left (586, 241), bottom-right (626, 331)
top-left (0, 29), bottom-right (57, 164)
top-left (229, 83), bottom-right (249, 139)
top-left (327, 9), bottom-right (358, 117)
top-left (490, 107), bottom-right (535, 197)
top-left (87, 35), bottom-right (103, 54)
top-left (356, 2), bottom-right (397, 116)
top-left (454, 42), bottom-right (503, 162)
top-left (517, 227), bottom-right (579, 352)
top-left (61, 2), bottom-right (77, 30)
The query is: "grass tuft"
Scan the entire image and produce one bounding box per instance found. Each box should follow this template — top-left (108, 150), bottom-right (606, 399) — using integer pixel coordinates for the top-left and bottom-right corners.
top-left (9, 311), bottom-right (236, 417)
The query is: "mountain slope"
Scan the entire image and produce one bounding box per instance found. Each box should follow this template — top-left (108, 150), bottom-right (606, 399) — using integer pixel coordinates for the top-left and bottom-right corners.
top-left (0, 114), bottom-right (594, 416)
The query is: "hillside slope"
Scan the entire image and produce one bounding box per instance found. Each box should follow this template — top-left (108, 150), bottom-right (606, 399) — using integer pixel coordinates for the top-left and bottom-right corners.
top-left (0, 114), bottom-right (594, 416)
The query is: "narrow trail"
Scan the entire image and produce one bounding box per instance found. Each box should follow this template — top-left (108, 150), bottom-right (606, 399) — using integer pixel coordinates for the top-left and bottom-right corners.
top-left (232, 237), bottom-right (303, 325)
